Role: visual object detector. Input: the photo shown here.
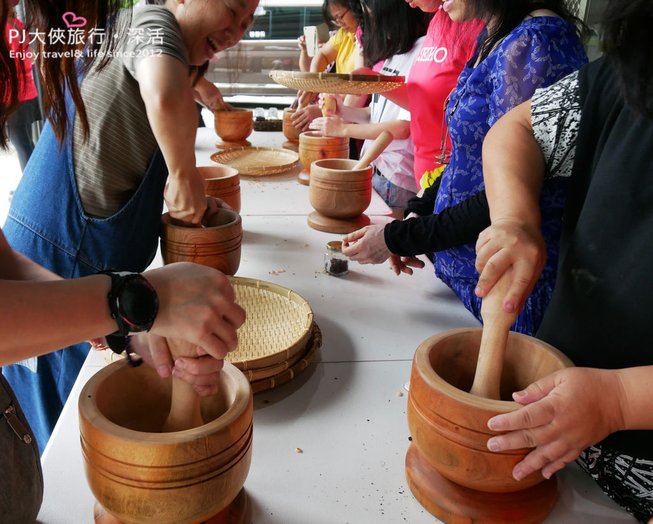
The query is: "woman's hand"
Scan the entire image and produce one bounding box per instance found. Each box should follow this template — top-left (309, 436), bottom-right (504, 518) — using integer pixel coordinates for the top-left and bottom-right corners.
top-left (342, 225), bottom-right (392, 264)
top-left (309, 115), bottom-right (347, 137)
top-left (144, 262), bottom-right (246, 362)
top-left (164, 169), bottom-right (207, 225)
top-left (486, 367), bottom-right (626, 481)
top-left (291, 104), bottom-right (322, 132)
top-left (130, 334), bottom-right (224, 396)
top-left (388, 254), bottom-right (425, 276)
top-left (474, 219), bottom-right (546, 314)
top-left (297, 90), bottom-right (317, 110)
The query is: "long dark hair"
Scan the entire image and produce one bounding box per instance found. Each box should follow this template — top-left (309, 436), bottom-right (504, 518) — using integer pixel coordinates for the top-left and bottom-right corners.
top-left (463, 0), bottom-right (585, 63)
top-left (359, 0), bottom-right (432, 67)
top-left (18, 1), bottom-right (129, 144)
top-left (601, 0), bottom-right (653, 119)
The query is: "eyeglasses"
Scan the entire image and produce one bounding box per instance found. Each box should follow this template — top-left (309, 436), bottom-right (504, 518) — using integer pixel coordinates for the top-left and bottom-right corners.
top-left (332, 8), bottom-right (350, 25)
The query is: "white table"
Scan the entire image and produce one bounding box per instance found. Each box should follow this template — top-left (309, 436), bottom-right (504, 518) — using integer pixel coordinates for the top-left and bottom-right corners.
top-left (37, 145), bottom-right (637, 524)
top-left (195, 127), bottom-right (393, 217)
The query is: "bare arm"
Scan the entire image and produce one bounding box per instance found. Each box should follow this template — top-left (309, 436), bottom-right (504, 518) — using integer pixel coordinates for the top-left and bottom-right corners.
top-left (311, 115), bottom-right (410, 141)
top-left (136, 55), bottom-right (206, 225)
top-left (352, 67), bottom-right (410, 109)
top-left (193, 75), bottom-right (230, 111)
top-left (474, 100), bottom-right (547, 314)
top-left (310, 39), bottom-right (337, 72)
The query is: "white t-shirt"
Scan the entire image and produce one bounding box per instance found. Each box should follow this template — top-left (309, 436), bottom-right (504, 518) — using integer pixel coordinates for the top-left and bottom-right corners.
top-left (360, 36), bottom-right (424, 193)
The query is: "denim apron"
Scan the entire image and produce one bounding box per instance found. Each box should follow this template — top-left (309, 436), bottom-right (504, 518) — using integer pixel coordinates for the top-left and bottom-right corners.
top-left (1, 89), bottom-right (167, 454)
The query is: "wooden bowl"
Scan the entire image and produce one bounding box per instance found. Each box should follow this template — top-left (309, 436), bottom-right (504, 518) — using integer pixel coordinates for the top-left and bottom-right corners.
top-left (214, 109), bottom-right (253, 143)
top-left (309, 158), bottom-right (372, 219)
top-left (198, 164), bottom-right (241, 212)
top-left (297, 131), bottom-right (349, 185)
top-left (79, 360), bottom-right (253, 524)
top-left (160, 207), bottom-right (242, 275)
top-left (282, 109), bottom-right (301, 143)
top-left (406, 328), bottom-right (573, 523)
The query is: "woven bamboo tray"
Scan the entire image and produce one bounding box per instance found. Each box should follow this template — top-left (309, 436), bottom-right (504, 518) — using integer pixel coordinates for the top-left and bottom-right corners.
top-left (226, 276), bottom-right (314, 370)
top-left (250, 323), bottom-right (321, 393)
top-left (211, 147), bottom-right (299, 176)
top-left (269, 70), bottom-right (405, 95)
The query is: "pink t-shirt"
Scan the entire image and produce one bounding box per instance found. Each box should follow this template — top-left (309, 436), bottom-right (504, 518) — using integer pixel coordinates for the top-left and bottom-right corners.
top-left (407, 11), bottom-right (483, 185)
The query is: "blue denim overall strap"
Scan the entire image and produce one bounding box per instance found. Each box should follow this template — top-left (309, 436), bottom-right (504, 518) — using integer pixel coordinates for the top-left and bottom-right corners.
top-left (2, 85), bottom-right (168, 453)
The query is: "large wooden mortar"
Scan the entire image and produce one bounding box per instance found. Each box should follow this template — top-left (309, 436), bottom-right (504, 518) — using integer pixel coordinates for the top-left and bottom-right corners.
top-left (307, 158), bottom-right (372, 234)
top-left (297, 131), bottom-right (349, 185)
top-left (214, 108), bottom-right (253, 149)
top-left (406, 328), bottom-right (573, 523)
top-left (282, 109), bottom-right (300, 151)
top-left (160, 207), bottom-right (242, 275)
top-left (199, 164), bottom-right (241, 212)
top-left (79, 360), bottom-right (253, 524)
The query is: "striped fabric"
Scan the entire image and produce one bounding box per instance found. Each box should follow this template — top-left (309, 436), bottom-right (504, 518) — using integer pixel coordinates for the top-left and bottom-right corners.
top-left (72, 6), bottom-right (188, 217)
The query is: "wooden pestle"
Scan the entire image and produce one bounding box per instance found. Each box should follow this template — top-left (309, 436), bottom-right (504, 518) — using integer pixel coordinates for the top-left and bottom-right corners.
top-left (353, 130), bottom-right (394, 170)
top-left (162, 338), bottom-right (206, 432)
top-left (469, 271), bottom-right (519, 400)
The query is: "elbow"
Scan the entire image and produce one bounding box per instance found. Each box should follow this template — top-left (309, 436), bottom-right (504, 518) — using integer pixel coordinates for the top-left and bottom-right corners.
top-left (393, 122), bottom-right (410, 141)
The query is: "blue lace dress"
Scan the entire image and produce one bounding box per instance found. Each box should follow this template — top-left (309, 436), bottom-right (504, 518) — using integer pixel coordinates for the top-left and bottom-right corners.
top-left (433, 16), bottom-right (587, 334)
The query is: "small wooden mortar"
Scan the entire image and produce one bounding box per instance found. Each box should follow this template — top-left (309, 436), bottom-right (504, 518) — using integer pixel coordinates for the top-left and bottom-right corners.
top-left (198, 164), bottom-right (241, 213)
top-left (405, 327), bottom-right (573, 523)
top-left (297, 131), bottom-right (349, 185)
top-left (160, 207), bottom-right (242, 275)
top-left (282, 109), bottom-right (301, 151)
top-left (307, 158), bottom-right (373, 234)
top-left (78, 358), bottom-right (253, 524)
top-left (214, 108), bottom-right (253, 149)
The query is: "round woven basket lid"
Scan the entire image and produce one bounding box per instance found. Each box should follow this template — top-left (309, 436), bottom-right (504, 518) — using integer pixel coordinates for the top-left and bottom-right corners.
top-left (250, 323), bottom-right (321, 394)
top-left (269, 70), bottom-right (405, 95)
top-left (226, 277), bottom-right (314, 369)
top-left (211, 147), bottom-right (299, 176)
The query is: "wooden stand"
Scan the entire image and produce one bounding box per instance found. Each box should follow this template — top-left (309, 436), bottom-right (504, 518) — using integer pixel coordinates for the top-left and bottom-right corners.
top-left (216, 139), bottom-right (251, 150)
top-left (298, 169), bottom-right (310, 186)
top-left (282, 140), bottom-right (299, 152)
top-left (406, 444), bottom-right (558, 524)
top-left (94, 489), bottom-right (250, 524)
top-left (307, 210), bottom-right (370, 234)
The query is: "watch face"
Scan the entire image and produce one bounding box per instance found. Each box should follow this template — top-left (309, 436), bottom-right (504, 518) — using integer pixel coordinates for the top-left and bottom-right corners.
top-left (119, 275), bottom-right (159, 331)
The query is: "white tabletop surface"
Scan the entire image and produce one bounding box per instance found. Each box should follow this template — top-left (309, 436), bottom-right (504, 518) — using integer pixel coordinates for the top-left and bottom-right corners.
top-left (195, 127), bottom-right (392, 217)
top-left (37, 137), bottom-right (637, 523)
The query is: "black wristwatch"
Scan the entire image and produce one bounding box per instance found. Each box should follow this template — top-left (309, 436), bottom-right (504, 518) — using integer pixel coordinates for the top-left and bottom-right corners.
top-left (103, 271), bottom-right (159, 336)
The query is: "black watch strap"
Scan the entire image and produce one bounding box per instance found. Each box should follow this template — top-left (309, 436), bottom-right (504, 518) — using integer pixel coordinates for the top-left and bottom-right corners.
top-left (101, 271), bottom-right (159, 336)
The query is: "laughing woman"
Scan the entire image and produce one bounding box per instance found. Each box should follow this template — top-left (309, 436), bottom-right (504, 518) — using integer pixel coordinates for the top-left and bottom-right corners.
top-left (1, 0), bottom-right (258, 453)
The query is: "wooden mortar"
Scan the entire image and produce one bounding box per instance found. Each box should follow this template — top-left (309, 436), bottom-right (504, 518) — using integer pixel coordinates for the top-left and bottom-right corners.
top-left (307, 158), bottom-right (372, 234)
top-left (297, 131), bottom-right (349, 185)
top-left (160, 207), bottom-right (242, 275)
top-left (198, 164), bottom-right (241, 212)
top-left (79, 359), bottom-right (253, 524)
top-left (214, 108), bottom-right (253, 148)
top-left (282, 109), bottom-right (301, 151)
top-left (406, 328), bottom-right (573, 523)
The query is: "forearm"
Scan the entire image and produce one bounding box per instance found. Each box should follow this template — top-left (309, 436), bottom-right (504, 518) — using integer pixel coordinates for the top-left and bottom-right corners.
top-left (482, 101), bottom-right (544, 227)
top-left (299, 50), bottom-right (311, 72)
top-left (615, 366), bottom-right (653, 430)
top-left (385, 190), bottom-right (490, 256)
top-left (310, 51), bottom-right (331, 73)
top-left (0, 275), bottom-right (115, 365)
top-left (340, 119), bottom-right (409, 141)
